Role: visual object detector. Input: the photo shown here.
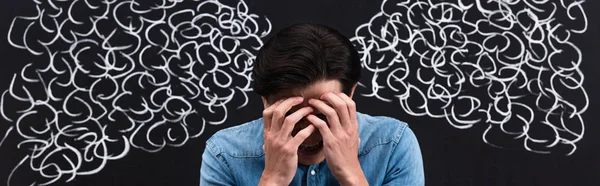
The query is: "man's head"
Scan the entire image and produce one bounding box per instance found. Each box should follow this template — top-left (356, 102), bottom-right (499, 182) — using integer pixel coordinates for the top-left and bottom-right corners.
top-left (252, 23), bottom-right (361, 165)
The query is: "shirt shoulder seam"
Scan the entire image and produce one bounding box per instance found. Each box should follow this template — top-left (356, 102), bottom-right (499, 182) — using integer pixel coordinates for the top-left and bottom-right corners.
top-left (207, 120), bottom-right (264, 158)
top-left (393, 121), bottom-right (408, 144)
top-left (205, 140), bottom-right (237, 183)
top-left (358, 117), bottom-right (407, 156)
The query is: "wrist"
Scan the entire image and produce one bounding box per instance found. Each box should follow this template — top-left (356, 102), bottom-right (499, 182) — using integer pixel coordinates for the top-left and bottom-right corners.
top-left (337, 162), bottom-right (368, 186)
top-left (338, 172), bottom-right (366, 186)
top-left (258, 177), bottom-right (278, 186)
top-left (258, 171), bottom-right (286, 186)
top-left (339, 177), bottom-right (359, 186)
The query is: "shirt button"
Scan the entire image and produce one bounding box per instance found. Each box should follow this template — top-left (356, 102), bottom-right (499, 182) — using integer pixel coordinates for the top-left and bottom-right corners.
top-left (310, 170), bottom-right (316, 175)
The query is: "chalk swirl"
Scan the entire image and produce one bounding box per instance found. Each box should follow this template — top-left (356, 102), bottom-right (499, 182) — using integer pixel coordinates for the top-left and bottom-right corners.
top-left (351, 0), bottom-right (588, 155)
top-left (1, 0), bottom-right (271, 185)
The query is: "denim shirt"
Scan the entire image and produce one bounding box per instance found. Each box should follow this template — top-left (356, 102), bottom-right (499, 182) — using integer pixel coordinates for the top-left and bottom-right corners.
top-left (200, 112), bottom-right (424, 186)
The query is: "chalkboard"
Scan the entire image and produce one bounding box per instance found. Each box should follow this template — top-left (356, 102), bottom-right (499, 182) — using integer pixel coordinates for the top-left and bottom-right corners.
top-left (0, 0), bottom-right (598, 185)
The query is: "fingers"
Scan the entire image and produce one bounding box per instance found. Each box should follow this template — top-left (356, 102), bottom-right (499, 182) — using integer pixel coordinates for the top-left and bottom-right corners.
top-left (262, 99), bottom-right (285, 132)
top-left (308, 98), bottom-right (341, 132)
top-left (280, 106), bottom-right (314, 138)
top-left (320, 92), bottom-right (351, 128)
top-left (289, 124), bottom-right (316, 147)
top-left (271, 97), bottom-right (304, 132)
top-left (336, 93), bottom-right (357, 128)
top-left (306, 114), bottom-right (334, 140)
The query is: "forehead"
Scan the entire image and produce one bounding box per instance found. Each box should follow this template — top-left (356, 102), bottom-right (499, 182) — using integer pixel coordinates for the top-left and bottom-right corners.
top-left (268, 79), bottom-right (342, 103)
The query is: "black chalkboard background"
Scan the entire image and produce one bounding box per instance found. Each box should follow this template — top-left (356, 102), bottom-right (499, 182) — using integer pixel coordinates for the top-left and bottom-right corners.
top-left (0, 0), bottom-right (598, 185)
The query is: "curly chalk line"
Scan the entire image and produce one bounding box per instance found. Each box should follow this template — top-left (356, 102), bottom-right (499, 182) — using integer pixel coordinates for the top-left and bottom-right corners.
top-left (0, 0), bottom-right (591, 185)
top-left (1, 0), bottom-right (270, 185)
top-left (351, 0), bottom-right (588, 155)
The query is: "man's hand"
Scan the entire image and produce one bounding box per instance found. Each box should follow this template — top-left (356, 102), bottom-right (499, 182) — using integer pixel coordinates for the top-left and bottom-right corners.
top-left (307, 92), bottom-right (369, 186)
top-left (259, 97), bottom-right (316, 186)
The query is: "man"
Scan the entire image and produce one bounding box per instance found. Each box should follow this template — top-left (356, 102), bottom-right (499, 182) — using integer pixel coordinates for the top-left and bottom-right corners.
top-left (200, 23), bottom-right (424, 186)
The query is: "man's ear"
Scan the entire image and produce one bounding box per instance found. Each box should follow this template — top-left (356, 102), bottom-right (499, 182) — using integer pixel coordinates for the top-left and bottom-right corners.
top-left (348, 83), bottom-right (358, 99)
top-left (261, 96), bottom-right (270, 109)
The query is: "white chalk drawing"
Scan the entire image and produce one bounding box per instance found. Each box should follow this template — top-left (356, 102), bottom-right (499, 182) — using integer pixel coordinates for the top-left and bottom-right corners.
top-left (351, 0), bottom-right (588, 155)
top-left (1, 0), bottom-right (270, 185)
top-left (0, 0), bottom-right (592, 185)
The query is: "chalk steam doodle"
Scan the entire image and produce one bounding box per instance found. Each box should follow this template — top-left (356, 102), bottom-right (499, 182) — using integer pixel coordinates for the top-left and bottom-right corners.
top-left (351, 0), bottom-right (588, 155)
top-left (0, 0), bottom-right (592, 185)
top-left (1, 0), bottom-right (270, 185)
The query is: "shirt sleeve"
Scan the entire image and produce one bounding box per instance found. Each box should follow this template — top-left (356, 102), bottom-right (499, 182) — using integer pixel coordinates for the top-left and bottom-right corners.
top-left (382, 125), bottom-right (425, 186)
top-left (200, 141), bottom-right (236, 186)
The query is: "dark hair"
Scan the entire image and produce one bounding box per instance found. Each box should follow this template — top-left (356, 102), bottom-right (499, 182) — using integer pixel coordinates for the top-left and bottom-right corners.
top-left (252, 23), bottom-right (361, 99)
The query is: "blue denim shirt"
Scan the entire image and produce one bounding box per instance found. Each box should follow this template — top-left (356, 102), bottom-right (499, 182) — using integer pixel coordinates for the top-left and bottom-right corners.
top-left (200, 112), bottom-right (424, 186)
